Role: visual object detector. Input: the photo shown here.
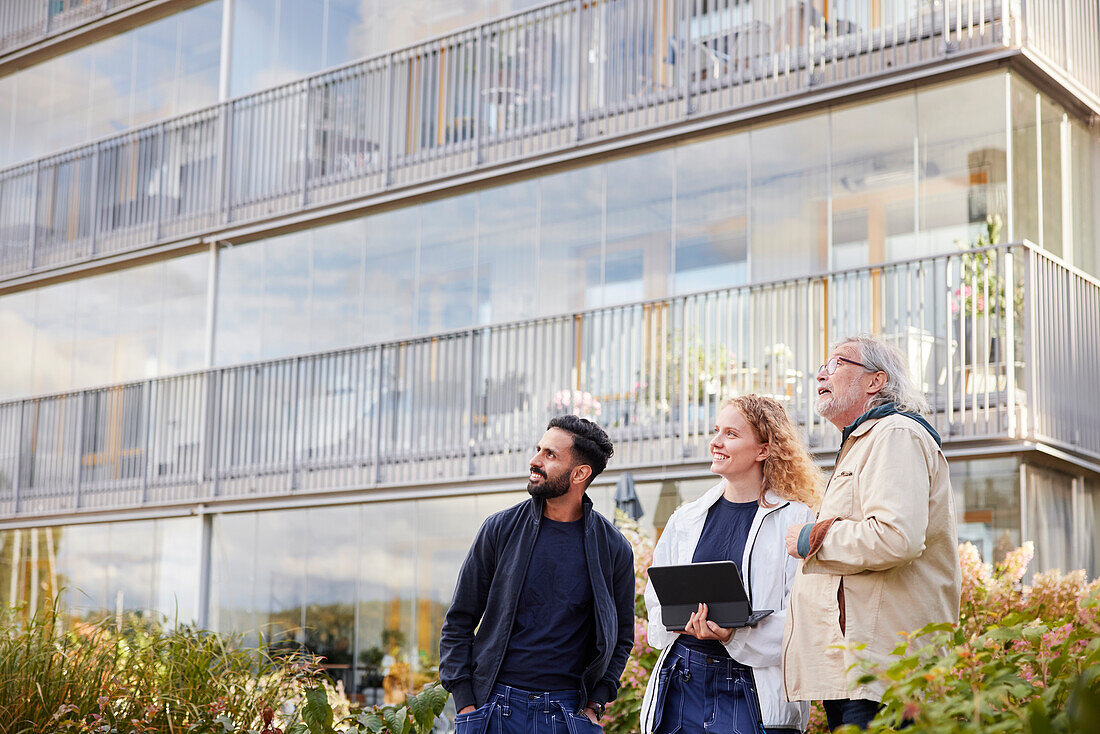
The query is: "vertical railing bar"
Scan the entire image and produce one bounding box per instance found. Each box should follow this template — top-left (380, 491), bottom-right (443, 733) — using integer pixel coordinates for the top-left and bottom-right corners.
top-left (154, 123), bottom-right (166, 242)
top-left (575, 0), bottom-right (584, 143)
top-left (218, 101), bottom-right (233, 225)
top-left (290, 356), bottom-right (301, 491)
top-left (72, 395), bottom-right (84, 510)
top-left (301, 81), bottom-right (313, 207)
top-left (372, 346), bottom-right (385, 484)
top-left (383, 53), bottom-right (395, 187)
top-left (140, 379), bottom-right (152, 504)
top-left (12, 402), bottom-right (25, 515)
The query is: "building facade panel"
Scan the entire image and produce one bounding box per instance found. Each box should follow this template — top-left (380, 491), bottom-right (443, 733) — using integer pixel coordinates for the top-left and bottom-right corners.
top-left (11, 0), bottom-right (1094, 283)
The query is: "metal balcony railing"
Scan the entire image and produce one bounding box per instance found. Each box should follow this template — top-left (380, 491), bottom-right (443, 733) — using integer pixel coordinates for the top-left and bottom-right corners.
top-left (0, 0), bottom-right (149, 55)
top-left (0, 242), bottom-right (1095, 520)
top-left (2, 0), bottom-right (1098, 283)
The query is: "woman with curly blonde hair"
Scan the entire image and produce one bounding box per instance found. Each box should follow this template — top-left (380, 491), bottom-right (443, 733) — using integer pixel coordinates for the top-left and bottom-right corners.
top-left (640, 395), bottom-right (822, 734)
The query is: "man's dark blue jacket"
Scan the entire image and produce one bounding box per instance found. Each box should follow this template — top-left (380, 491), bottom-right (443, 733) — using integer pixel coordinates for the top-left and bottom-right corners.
top-left (439, 494), bottom-right (635, 711)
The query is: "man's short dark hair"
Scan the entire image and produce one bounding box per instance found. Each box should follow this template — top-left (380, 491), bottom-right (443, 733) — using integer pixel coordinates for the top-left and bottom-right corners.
top-left (547, 415), bottom-right (614, 485)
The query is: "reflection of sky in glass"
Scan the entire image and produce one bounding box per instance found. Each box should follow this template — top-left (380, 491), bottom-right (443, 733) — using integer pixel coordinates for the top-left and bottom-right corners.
top-left (830, 94), bottom-right (916, 268)
top-left (417, 195), bottom-right (476, 333)
top-left (478, 181), bottom-right (537, 324)
top-left (0, 1), bottom-right (221, 167)
top-left (750, 114), bottom-right (829, 281)
top-left (0, 253), bottom-right (210, 399)
top-left (918, 74), bottom-right (1007, 253)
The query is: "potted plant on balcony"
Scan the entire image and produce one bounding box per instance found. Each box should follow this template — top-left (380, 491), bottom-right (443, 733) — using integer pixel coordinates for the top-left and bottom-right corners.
top-left (952, 215), bottom-right (1022, 370)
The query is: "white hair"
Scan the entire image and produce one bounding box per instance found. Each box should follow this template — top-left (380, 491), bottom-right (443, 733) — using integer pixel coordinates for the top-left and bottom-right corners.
top-left (837, 335), bottom-right (931, 415)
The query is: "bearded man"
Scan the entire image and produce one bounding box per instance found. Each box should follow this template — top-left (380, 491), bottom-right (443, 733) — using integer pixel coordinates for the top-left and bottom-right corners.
top-left (439, 415), bottom-right (634, 734)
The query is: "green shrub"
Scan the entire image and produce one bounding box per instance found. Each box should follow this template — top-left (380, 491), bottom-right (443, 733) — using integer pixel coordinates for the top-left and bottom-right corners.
top-left (0, 604), bottom-right (323, 734)
top-left (854, 543), bottom-right (1100, 734)
top-left (604, 528), bottom-right (1100, 734)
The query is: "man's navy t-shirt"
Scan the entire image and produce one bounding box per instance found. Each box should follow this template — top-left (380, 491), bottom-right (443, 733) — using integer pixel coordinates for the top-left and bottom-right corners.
top-left (675, 496), bottom-right (758, 657)
top-left (496, 516), bottom-right (595, 691)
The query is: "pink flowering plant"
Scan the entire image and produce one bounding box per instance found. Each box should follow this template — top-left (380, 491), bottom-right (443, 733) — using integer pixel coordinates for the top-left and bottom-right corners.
top-left (552, 389), bottom-right (603, 419)
top-left (602, 514), bottom-right (658, 734)
top-left (951, 215), bottom-right (1021, 319)
top-left (829, 542), bottom-right (1100, 733)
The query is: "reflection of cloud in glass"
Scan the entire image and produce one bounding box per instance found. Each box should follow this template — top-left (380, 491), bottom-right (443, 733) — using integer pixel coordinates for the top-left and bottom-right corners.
top-left (0, 2), bottom-right (220, 167)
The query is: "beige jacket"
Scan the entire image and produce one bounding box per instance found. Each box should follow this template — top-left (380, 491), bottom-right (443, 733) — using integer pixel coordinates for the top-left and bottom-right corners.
top-left (781, 414), bottom-right (961, 702)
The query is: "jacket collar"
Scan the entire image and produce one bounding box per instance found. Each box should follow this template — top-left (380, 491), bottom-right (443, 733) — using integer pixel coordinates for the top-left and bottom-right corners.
top-left (682, 481), bottom-right (784, 519)
top-left (839, 402), bottom-right (942, 452)
top-left (527, 492), bottom-right (593, 526)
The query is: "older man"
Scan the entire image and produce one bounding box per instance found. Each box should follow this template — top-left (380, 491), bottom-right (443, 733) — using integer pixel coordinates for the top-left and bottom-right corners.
top-left (782, 335), bottom-right (961, 731)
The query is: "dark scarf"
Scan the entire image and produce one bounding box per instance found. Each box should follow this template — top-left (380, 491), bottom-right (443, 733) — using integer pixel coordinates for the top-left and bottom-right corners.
top-left (839, 402), bottom-right (942, 459)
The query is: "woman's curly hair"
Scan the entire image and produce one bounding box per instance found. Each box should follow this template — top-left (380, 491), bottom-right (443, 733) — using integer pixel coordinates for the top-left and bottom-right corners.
top-left (724, 395), bottom-right (823, 511)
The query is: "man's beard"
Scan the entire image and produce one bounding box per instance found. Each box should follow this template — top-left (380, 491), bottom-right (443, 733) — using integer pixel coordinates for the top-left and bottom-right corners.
top-left (527, 469), bottom-right (571, 499)
top-left (815, 388), bottom-right (862, 421)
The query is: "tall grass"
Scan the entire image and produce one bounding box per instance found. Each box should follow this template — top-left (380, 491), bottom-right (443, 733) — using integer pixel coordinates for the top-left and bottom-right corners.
top-left (0, 603), bottom-right (323, 734)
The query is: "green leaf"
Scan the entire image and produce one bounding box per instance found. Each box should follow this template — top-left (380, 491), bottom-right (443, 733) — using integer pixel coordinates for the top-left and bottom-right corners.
top-left (355, 711), bottom-right (388, 733)
top-left (1026, 698), bottom-right (1055, 734)
top-left (406, 689), bottom-right (431, 733)
top-left (425, 684), bottom-right (451, 717)
top-left (302, 687), bottom-right (334, 734)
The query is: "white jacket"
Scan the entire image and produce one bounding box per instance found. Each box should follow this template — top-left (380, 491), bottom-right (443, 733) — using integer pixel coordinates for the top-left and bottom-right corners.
top-left (639, 483), bottom-right (814, 732)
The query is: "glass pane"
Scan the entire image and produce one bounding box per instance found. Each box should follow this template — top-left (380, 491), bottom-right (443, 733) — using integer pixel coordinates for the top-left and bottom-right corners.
top-left (153, 517), bottom-right (202, 623)
top-left (750, 114), bottom-right (829, 281)
top-left (0, 3), bottom-right (220, 165)
top-left (0, 291), bottom-right (36, 399)
top-left (114, 262), bottom-right (162, 383)
top-left (477, 180), bottom-right (538, 324)
top-left (215, 242), bottom-right (264, 365)
top-left (0, 77), bottom-right (14, 166)
top-left (131, 18), bottom-right (180, 128)
top-left (32, 282), bottom-right (78, 394)
top-left (87, 32), bottom-right (131, 139)
top-left (211, 513), bottom-right (262, 648)
top-left (1024, 463), bottom-right (1074, 575)
top-left (538, 167), bottom-right (603, 314)
top-left (414, 497), bottom-right (485, 676)
top-left (8, 63), bottom-right (54, 165)
top-left (1039, 97), bottom-right (1063, 256)
top-left (304, 507), bottom-right (359, 692)
top-left (309, 220), bottom-right (366, 353)
top-left (1010, 76), bottom-right (1039, 245)
top-left (255, 509), bottom-right (308, 651)
top-left (417, 194), bottom-right (476, 333)
top-left (831, 93), bottom-right (916, 267)
top-left (0, 527), bottom-right (64, 614)
top-left (674, 133), bottom-right (748, 294)
top-left (177, 1), bottom-right (223, 111)
top-left (1071, 120), bottom-right (1100, 277)
top-left (107, 521), bottom-right (157, 615)
top-left (159, 252), bottom-right (210, 374)
top-left (262, 231), bottom-right (313, 359)
top-left (364, 208), bottom-right (417, 342)
top-left (359, 500), bottom-right (417, 705)
top-left (604, 151), bottom-right (673, 305)
top-left (919, 73), bottom-right (1008, 251)
top-left (56, 523), bottom-right (113, 619)
top-left (1084, 476), bottom-right (1100, 579)
top-left (45, 48), bottom-right (94, 156)
top-left (232, 0), bottom-right (325, 96)
top-left (950, 457), bottom-right (1021, 565)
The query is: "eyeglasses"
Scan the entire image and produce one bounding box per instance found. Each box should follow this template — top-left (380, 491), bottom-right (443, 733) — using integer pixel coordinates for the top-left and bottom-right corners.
top-left (818, 355), bottom-right (875, 375)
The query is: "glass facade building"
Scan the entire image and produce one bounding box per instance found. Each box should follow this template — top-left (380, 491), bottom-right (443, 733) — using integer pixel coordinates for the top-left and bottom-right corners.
top-left (1, 0), bottom-right (1099, 706)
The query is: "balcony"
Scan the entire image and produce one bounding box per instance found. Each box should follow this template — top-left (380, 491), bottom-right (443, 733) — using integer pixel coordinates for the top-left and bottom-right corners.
top-left (0, 0), bottom-right (161, 59)
top-left (0, 241), bottom-right (1094, 521)
top-left (1, 0), bottom-right (1099, 283)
